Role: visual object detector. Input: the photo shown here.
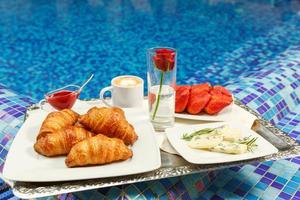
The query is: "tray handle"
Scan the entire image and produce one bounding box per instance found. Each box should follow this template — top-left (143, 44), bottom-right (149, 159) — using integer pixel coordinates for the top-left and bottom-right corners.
top-left (251, 120), bottom-right (292, 151)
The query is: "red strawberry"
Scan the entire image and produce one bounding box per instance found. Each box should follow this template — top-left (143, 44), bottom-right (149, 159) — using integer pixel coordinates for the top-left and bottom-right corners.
top-left (175, 85), bottom-right (191, 113)
top-left (187, 89), bottom-right (211, 115)
top-left (204, 86), bottom-right (233, 115)
top-left (204, 95), bottom-right (232, 115)
top-left (192, 82), bottom-right (211, 92)
top-left (211, 86), bottom-right (232, 97)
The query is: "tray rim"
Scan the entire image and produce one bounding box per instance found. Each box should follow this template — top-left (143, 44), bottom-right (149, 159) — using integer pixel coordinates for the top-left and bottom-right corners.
top-left (7, 98), bottom-right (300, 198)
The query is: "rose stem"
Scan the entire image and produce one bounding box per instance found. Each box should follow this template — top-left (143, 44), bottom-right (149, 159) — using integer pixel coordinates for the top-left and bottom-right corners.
top-left (152, 70), bottom-right (164, 120)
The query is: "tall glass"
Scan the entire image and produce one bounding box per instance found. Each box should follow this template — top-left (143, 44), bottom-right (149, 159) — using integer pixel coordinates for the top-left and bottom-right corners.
top-left (147, 47), bottom-right (177, 131)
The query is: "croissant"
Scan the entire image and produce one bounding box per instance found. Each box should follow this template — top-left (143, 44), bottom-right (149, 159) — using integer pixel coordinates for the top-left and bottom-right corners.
top-left (37, 109), bottom-right (79, 140)
top-left (74, 121), bottom-right (85, 128)
top-left (79, 107), bottom-right (138, 145)
top-left (65, 134), bottom-right (133, 167)
top-left (34, 126), bottom-right (93, 157)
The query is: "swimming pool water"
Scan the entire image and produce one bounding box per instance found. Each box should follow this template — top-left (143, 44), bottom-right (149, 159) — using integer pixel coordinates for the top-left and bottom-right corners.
top-left (0, 0), bottom-right (300, 100)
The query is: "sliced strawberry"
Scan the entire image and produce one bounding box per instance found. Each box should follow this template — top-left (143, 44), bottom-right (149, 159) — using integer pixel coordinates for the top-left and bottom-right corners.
top-left (187, 90), bottom-right (211, 114)
top-left (204, 93), bottom-right (232, 115)
top-left (175, 85), bottom-right (191, 113)
top-left (211, 86), bottom-right (232, 97)
top-left (192, 82), bottom-right (212, 93)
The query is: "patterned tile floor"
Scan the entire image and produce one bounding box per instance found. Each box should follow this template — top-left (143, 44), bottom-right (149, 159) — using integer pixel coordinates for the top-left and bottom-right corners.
top-left (0, 0), bottom-right (299, 199)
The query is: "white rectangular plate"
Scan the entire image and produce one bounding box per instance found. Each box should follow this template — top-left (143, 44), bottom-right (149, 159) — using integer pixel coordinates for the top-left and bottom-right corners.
top-left (166, 122), bottom-right (278, 164)
top-left (3, 101), bottom-right (161, 182)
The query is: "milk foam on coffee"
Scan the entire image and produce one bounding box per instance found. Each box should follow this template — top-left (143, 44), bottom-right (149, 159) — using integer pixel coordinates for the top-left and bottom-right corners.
top-left (114, 77), bottom-right (141, 87)
top-left (100, 75), bottom-right (144, 107)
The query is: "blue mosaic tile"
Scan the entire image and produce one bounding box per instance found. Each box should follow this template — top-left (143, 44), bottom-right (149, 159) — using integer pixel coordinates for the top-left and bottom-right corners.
top-left (159, 178), bottom-right (173, 189)
top-left (276, 177), bottom-right (288, 185)
top-left (239, 183), bottom-right (252, 192)
top-left (279, 192), bottom-right (293, 200)
top-left (260, 177), bottom-right (272, 185)
top-left (256, 182), bottom-right (269, 191)
top-left (295, 191), bottom-right (300, 198)
top-left (210, 195), bottom-right (223, 200)
top-left (282, 186), bottom-right (296, 196)
top-left (291, 176), bottom-right (300, 183)
top-left (180, 191), bottom-right (191, 200)
top-left (147, 182), bottom-right (165, 197)
top-left (245, 193), bottom-right (259, 200)
top-left (223, 179), bottom-right (241, 192)
top-left (0, 0), bottom-right (299, 200)
top-left (134, 182), bottom-right (148, 192)
top-left (271, 182), bottom-right (284, 190)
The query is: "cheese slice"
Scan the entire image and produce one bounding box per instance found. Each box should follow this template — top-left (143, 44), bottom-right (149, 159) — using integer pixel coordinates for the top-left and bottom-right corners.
top-left (218, 126), bottom-right (242, 142)
top-left (209, 141), bottom-right (247, 154)
top-left (188, 130), bottom-right (223, 149)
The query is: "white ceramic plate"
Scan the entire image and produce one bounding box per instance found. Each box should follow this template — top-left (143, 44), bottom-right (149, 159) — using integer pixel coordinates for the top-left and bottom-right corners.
top-left (166, 122), bottom-right (278, 164)
top-left (3, 101), bottom-right (161, 182)
top-left (175, 102), bottom-right (233, 121)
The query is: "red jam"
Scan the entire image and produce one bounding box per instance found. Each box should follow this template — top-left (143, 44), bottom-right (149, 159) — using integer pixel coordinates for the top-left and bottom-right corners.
top-left (46, 90), bottom-right (79, 110)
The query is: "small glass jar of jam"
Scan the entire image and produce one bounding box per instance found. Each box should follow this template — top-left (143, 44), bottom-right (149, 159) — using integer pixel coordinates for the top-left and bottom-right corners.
top-left (40, 85), bottom-right (80, 110)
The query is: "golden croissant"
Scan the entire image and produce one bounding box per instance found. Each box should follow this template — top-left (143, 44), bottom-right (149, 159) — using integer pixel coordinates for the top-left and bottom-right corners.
top-left (74, 121), bottom-right (85, 129)
top-left (34, 126), bottom-right (93, 157)
top-left (65, 134), bottom-right (133, 167)
top-left (37, 109), bottom-right (79, 140)
top-left (79, 107), bottom-right (138, 145)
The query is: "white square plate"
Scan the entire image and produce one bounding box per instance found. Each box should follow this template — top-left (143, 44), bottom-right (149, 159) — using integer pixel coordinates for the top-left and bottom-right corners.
top-left (3, 101), bottom-right (161, 182)
top-left (166, 122), bottom-right (278, 164)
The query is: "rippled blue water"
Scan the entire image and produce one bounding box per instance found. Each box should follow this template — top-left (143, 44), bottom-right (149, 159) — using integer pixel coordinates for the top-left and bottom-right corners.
top-left (0, 0), bottom-right (300, 100)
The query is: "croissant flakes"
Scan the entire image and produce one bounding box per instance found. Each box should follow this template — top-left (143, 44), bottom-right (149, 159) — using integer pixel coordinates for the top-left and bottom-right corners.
top-left (37, 109), bottom-right (79, 140)
top-left (65, 134), bottom-right (133, 167)
top-left (79, 107), bottom-right (138, 145)
top-left (34, 126), bottom-right (93, 157)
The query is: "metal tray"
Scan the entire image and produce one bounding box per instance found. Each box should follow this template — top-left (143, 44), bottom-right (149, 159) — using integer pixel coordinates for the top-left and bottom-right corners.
top-left (8, 100), bottom-right (300, 199)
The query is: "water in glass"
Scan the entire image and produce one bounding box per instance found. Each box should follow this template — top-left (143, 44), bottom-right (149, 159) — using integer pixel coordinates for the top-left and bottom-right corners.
top-left (149, 85), bottom-right (175, 131)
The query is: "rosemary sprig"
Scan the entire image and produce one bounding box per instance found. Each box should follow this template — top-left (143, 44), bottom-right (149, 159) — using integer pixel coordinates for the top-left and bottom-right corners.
top-left (182, 127), bottom-right (258, 152)
top-left (181, 128), bottom-right (217, 141)
top-left (238, 136), bottom-right (258, 152)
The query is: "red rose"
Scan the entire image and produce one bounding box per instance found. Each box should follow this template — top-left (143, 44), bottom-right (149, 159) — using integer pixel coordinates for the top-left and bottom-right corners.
top-left (152, 48), bottom-right (175, 72)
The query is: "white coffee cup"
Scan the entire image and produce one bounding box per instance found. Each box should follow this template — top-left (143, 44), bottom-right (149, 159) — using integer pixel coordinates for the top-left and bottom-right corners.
top-left (100, 75), bottom-right (144, 108)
